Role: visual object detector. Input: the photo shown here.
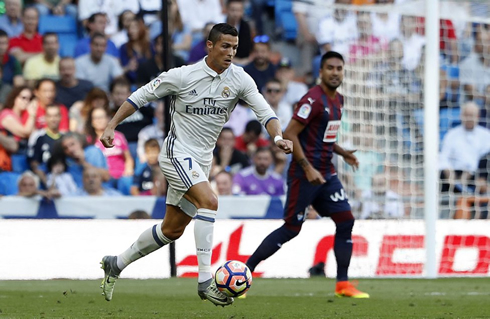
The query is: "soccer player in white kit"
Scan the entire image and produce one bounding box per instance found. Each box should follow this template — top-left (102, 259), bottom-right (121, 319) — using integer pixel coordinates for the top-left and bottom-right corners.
top-left (98, 23), bottom-right (293, 306)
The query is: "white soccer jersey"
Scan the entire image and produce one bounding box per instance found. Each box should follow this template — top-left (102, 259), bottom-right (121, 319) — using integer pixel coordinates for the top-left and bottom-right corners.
top-left (128, 58), bottom-right (278, 166)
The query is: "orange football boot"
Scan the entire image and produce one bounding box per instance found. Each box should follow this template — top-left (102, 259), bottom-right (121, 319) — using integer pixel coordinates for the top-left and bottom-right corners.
top-left (335, 281), bottom-right (370, 298)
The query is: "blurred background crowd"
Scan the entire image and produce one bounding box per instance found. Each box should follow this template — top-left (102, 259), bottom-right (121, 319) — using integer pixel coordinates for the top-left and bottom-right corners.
top-left (0, 0), bottom-right (489, 220)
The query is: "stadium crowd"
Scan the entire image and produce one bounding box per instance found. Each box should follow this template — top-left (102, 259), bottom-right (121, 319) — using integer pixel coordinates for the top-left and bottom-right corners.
top-left (0, 0), bottom-right (489, 219)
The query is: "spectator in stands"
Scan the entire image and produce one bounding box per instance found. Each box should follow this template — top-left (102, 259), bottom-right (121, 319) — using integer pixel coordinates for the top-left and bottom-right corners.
top-left (85, 106), bottom-right (134, 182)
top-left (78, 0), bottom-right (139, 37)
top-left (349, 11), bottom-right (386, 64)
top-left (316, 0), bottom-right (359, 60)
top-left (111, 10), bottom-right (136, 49)
top-left (24, 78), bottom-right (69, 132)
top-left (128, 209), bottom-right (152, 219)
top-left (212, 170), bottom-right (234, 196)
top-left (110, 78), bottom-right (154, 159)
top-left (460, 28), bottom-right (490, 106)
top-left (262, 78), bottom-right (292, 131)
top-left (235, 119), bottom-right (270, 158)
top-left (398, 15), bottom-right (425, 71)
top-left (33, 0), bottom-right (78, 20)
top-left (224, 100), bottom-right (256, 137)
top-left (119, 17), bottom-right (154, 84)
top-left (275, 57), bottom-right (308, 108)
top-left (136, 100), bottom-right (165, 164)
top-left (136, 33), bottom-right (185, 87)
top-left (270, 136), bottom-right (290, 178)
top-left (0, 67), bottom-right (13, 106)
top-left (244, 36), bottom-right (276, 92)
top-left (292, 0), bottom-right (332, 77)
top-left (0, 0), bottom-right (23, 38)
top-left (69, 87), bottom-right (109, 133)
top-left (233, 147), bottom-right (285, 196)
top-left (440, 102), bottom-right (490, 194)
top-left (55, 57), bottom-right (94, 110)
top-left (360, 173), bottom-right (405, 219)
top-left (213, 127), bottom-right (250, 175)
top-left (17, 170), bottom-right (60, 198)
top-left (0, 29), bottom-right (23, 87)
top-left (131, 138), bottom-right (164, 196)
top-left (371, 0), bottom-right (400, 43)
top-left (57, 132), bottom-right (110, 188)
top-left (75, 33), bottom-right (124, 92)
top-left (27, 104), bottom-right (63, 185)
top-left (23, 33), bottom-right (60, 87)
top-left (176, 0), bottom-right (225, 44)
top-left (74, 13), bottom-right (119, 58)
top-left (225, 0), bottom-right (253, 66)
top-left (75, 166), bottom-right (122, 196)
top-left (8, 6), bottom-right (42, 65)
top-left (45, 156), bottom-right (77, 196)
top-left (187, 22), bottom-right (215, 64)
top-left (0, 86), bottom-right (37, 150)
top-left (167, 0), bottom-right (192, 62)
top-left (0, 130), bottom-right (18, 172)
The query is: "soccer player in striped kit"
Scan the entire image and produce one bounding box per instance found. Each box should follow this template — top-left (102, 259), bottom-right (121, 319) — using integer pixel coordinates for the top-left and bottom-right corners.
top-left (98, 23), bottom-right (293, 306)
top-left (247, 51), bottom-right (369, 298)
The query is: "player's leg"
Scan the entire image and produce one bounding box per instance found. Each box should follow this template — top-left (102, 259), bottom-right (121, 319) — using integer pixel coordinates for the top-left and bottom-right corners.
top-left (313, 176), bottom-right (369, 298)
top-left (246, 178), bottom-right (315, 272)
top-left (183, 181), bottom-right (234, 306)
top-left (100, 204), bottom-right (190, 301)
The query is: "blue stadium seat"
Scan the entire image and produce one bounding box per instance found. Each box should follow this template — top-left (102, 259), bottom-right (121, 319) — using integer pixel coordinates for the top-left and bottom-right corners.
top-left (117, 176), bottom-right (133, 195)
top-left (440, 107), bottom-right (461, 141)
top-left (11, 154), bottom-right (28, 173)
top-left (275, 0), bottom-right (297, 41)
top-left (0, 172), bottom-right (20, 195)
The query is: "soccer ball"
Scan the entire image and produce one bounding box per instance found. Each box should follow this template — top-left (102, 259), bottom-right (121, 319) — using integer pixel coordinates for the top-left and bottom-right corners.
top-left (214, 260), bottom-right (252, 297)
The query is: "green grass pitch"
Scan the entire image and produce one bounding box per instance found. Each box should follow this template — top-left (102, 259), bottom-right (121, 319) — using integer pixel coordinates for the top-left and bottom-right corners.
top-left (1, 278), bottom-right (489, 318)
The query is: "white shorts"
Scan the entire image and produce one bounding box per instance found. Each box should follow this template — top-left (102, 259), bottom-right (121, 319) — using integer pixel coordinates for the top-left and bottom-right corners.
top-left (159, 154), bottom-right (210, 217)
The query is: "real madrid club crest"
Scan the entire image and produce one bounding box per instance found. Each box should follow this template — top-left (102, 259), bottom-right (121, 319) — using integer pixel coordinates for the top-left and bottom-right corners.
top-left (192, 171), bottom-right (200, 179)
top-left (221, 86), bottom-right (230, 98)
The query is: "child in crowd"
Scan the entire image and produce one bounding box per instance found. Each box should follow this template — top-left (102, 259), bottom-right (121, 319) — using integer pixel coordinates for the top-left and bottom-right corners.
top-left (46, 156), bottom-right (78, 196)
top-left (131, 139), bottom-right (166, 196)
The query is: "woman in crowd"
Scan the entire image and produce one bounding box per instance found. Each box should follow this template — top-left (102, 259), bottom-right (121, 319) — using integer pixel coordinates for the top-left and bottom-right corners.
top-left (0, 86), bottom-right (37, 152)
top-left (70, 88), bottom-right (110, 133)
top-left (111, 10), bottom-right (136, 49)
top-left (85, 107), bottom-right (134, 183)
top-left (119, 17), bottom-right (153, 84)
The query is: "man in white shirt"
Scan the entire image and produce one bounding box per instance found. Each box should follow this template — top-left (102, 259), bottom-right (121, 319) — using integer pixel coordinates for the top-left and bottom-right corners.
top-left (440, 102), bottom-right (490, 193)
top-left (98, 23), bottom-right (292, 306)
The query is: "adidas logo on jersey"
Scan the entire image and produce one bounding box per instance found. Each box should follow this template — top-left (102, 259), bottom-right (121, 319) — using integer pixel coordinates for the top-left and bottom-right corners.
top-left (189, 89), bottom-right (198, 96)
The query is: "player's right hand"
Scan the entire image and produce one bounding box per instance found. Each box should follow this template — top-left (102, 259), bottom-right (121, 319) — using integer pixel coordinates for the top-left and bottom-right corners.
top-left (100, 128), bottom-right (115, 148)
top-left (305, 167), bottom-right (326, 185)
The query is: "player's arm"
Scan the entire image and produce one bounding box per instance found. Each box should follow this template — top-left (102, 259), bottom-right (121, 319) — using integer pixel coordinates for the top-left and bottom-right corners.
top-left (333, 144), bottom-right (359, 171)
top-left (100, 101), bottom-right (137, 148)
top-left (264, 118), bottom-right (293, 154)
top-left (284, 119), bottom-right (325, 185)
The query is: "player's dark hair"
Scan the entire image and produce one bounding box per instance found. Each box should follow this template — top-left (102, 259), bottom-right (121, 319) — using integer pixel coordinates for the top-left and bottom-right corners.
top-left (320, 51), bottom-right (345, 68)
top-left (0, 29), bottom-right (8, 38)
top-left (244, 120), bottom-right (262, 136)
top-left (90, 32), bottom-right (106, 44)
top-left (207, 23), bottom-right (238, 44)
top-left (34, 78), bottom-right (56, 91)
top-left (144, 138), bottom-right (160, 150)
top-left (42, 32), bottom-right (58, 44)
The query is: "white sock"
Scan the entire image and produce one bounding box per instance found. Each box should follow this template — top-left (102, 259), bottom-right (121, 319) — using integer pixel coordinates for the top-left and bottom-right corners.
top-left (117, 222), bottom-right (173, 271)
top-left (194, 208), bottom-right (216, 283)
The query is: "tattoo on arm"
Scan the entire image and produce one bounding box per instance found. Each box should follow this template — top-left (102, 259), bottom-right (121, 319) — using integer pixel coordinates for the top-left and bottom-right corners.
top-left (298, 158), bottom-right (310, 168)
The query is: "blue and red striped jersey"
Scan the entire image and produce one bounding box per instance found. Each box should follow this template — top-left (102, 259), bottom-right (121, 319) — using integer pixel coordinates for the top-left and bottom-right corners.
top-left (288, 85), bottom-right (344, 179)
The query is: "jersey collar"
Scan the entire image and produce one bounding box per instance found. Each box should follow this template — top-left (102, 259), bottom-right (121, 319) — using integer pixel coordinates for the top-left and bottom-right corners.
top-left (202, 56), bottom-right (229, 79)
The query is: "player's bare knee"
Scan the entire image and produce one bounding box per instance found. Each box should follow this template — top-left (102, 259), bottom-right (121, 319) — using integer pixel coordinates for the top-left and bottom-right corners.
top-left (162, 226), bottom-right (185, 240)
top-left (196, 193), bottom-right (218, 211)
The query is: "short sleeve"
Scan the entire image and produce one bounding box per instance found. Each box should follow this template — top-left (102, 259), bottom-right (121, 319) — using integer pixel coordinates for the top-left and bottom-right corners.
top-left (292, 95), bottom-right (321, 126)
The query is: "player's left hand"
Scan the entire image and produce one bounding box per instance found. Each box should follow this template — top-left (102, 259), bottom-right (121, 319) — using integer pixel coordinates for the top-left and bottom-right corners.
top-left (276, 139), bottom-right (293, 154)
top-left (343, 149), bottom-right (359, 171)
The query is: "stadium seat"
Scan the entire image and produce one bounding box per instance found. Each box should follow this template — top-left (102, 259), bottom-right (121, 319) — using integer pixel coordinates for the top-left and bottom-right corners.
top-left (440, 107), bottom-right (461, 141)
top-left (38, 15), bottom-right (78, 57)
top-left (0, 172), bottom-right (20, 195)
top-left (11, 154), bottom-right (28, 173)
top-left (275, 0), bottom-right (297, 41)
